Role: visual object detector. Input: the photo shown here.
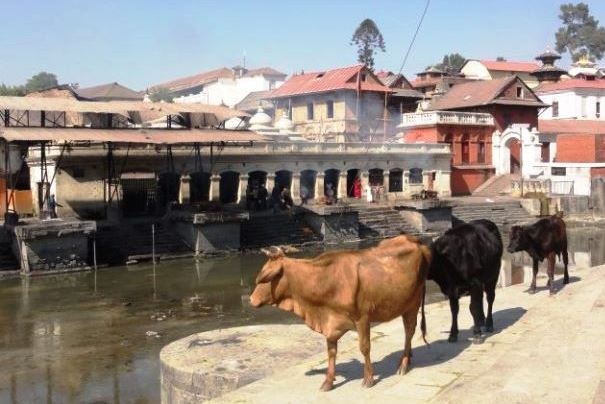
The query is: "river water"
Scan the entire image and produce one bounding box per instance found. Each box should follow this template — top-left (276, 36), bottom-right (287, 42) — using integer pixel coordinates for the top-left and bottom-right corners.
top-left (0, 226), bottom-right (603, 403)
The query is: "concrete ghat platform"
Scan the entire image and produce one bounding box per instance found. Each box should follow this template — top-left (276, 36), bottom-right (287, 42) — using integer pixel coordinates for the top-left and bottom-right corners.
top-left (160, 324), bottom-right (326, 403)
top-left (196, 264), bottom-right (605, 403)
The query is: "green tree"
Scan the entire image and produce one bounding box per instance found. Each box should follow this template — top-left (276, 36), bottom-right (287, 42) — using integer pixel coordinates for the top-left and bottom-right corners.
top-left (25, 72), bottom-right (58, 93)
top-left (433, 53), bottom-right (466, 73)
top-left (0, 84), bottom-right (25, 96)
top-left (148, 87), bottom-right (174, 103)
top-left (350, 18), bottom-right (386, 70)
top-left (555, 2), bottom-right (605, 61)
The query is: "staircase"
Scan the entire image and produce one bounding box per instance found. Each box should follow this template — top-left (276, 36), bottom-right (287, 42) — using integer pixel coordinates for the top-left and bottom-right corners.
top-left (0, 241), bottom-right (19, 271)
top-left (452, 200), bottom-right (534, 228)
top-left (473, 174), bottom-right (519, 197)
top-left (241, 211), bottom-right (322, 249)
top-left (357, 205), bottom-right (419, 239)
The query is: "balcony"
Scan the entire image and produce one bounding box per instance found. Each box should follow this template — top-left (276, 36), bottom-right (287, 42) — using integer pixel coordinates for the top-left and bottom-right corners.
top-left (398, 111), bottom-right (495, 128)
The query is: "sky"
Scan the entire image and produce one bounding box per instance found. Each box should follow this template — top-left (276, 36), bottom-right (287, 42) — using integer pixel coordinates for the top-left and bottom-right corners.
top-left (1, 0), bottom-right (604, 91)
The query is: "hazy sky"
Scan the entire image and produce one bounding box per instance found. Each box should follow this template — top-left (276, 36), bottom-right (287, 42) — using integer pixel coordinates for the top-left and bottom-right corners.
top-left (1, 0), bottom-right (604, 90)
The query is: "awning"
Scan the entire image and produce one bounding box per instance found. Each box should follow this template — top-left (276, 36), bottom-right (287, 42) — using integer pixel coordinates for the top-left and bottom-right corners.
top-left (0, 96), bottom-right (249, 124)
top-left (0, 127), bottom-right (268, 145)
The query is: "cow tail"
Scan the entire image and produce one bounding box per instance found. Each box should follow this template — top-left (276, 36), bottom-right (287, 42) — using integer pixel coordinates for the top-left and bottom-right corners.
top-left (421, 283), bottom-right (428, 346)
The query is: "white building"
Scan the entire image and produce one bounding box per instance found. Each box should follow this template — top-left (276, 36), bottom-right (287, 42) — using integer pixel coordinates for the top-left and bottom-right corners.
top-left (535, 79), bottom-right (605, 120)
top-left (149, 66), bottom-right (286, 108)
top-left (460, 59), bottom-right (541, 88)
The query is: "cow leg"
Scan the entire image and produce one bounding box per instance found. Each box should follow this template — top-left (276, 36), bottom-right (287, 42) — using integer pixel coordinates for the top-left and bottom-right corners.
top-left (448, 296), bottom-right (459, 343)
top-left (320, 339), bottom-right (338, 392)
top-left (356, 317), bottom-right (374, 387)
top-left (469, 284), bottom-right (486, 343)
top-left (398, 310), bottom-right (418, 375)
top-left (530, 259), bottom-right (539, 293)
top-left (547, 252), bottom-right (556, 295)
top-left (562, 248), bottom-right (570, 284)
top-left (484, 283), bottom-right (496, 333)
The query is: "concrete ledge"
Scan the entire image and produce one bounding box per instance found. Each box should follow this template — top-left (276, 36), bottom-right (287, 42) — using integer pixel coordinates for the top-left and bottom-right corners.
top-left (160, 324), bottom-right (325, 403)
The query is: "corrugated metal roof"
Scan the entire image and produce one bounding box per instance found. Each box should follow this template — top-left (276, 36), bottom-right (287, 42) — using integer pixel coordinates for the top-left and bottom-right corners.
top-left (0, 96), bottom-right (249, 124)
top-left (269, 65), bottom-right (392, 98)
top-left (0, 127), bottom-right (267, 144)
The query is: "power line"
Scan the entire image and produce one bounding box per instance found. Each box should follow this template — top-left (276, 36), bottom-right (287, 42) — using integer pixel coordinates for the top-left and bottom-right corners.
top-left (398, 0), bottom-right (431, 75)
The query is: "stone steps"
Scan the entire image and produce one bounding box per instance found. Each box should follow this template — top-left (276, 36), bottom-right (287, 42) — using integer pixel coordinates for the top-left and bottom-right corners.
top-left (357, 205), bottom-right (419, 239)
top-left (473, 174), bottom-right (519, 197)
top-left (241, 212), bottom-right (322, 249)
top-left (0, 242), bottom-right (19, 271)
top-left (452, 201), bottom-right (534, 227)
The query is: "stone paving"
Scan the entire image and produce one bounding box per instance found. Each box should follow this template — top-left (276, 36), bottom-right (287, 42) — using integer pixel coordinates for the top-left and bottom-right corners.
top-left (208, 264), bottom-right (605, 403)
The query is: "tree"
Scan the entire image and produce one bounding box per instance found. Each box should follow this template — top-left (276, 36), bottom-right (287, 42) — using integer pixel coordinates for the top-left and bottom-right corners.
top-left (25, 72), bottom-right (58, 93)
top-left (350, 18), bottom-right (386, 70)
top-left (0, 84), bottom-right (25, 96)
top-left (432, 53), bottom-right (466, 73)
top-left (148, 87), bottom-right (174, 103)
top-left (555, 2), bottom-right (605, 61)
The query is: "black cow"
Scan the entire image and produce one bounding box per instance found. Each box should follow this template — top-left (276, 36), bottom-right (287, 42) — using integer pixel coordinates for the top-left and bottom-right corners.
top-left (507, 214), bottom-right (569, 295)
top-left (429, 219), bottom-right (503, 343)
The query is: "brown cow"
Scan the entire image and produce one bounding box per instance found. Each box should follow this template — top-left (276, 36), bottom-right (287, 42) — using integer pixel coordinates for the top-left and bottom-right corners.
top-left (249, 235), bottom-right (430, 391)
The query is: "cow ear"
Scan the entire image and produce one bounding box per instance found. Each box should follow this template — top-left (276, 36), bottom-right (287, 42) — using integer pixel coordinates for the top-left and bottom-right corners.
top-left (257, 263), bottom-right (283, 284)
top-left (261, 246), bottom-right (284, 260)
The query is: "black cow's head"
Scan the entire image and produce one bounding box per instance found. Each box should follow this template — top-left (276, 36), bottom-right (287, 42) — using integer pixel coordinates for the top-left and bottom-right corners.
top-left (507, 225), bottom-right (529, 253)
top-left (249, 246), bottom-right (286, 308)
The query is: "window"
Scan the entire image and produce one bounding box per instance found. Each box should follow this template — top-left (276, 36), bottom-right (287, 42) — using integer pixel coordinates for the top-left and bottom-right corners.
top-left (552, 167), bottom-right (566, 176)
top-left (516, 86), bottom-right (524, 98)
top-left (461, 134), bottom-right (470, 164)
top-left (478, 141), bottom-right (486, 163)
top-left (409, 168), bottom-right (423, 184)
top-left (326, 100), bottom-right (334, 119)
top-left (552, 101), bottom-right (559, 117)
top-left (360, 73), bottom-right (367, 82)
top-left (306, 103), bottom-right (314, 120)
top-left (597, 101), bottom-right (601, 118)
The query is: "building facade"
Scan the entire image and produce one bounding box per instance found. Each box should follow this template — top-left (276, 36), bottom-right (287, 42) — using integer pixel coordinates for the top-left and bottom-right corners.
top-left (460, 59), bottom-right (541, 88)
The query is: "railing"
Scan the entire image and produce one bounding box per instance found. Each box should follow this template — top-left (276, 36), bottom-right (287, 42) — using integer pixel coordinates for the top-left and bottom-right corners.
top-left (399, 111), bottom-right (494, 127)
top-left (550, 180), bottom-right (575, 195)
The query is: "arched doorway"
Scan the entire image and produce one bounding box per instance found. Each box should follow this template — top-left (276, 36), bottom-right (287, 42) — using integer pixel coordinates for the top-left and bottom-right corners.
top-left (275, 170), bottom-right (292, 191)
top-left (190, 171), bottom-right (210, 203)
top-left (300, 170), bottom-right (316, 200)
top-left (369, 168), bottom-right (384, 186)
top-left (324, 169), bottom-right (339, 197)
top-left (347, 169), bottom-right (361, 198)
top-left (389, 168), bottom-right (403, 192)
top-left (220, 171), bottom-right (239, 204)
top-left (508, 138), bottom-right (521, 174)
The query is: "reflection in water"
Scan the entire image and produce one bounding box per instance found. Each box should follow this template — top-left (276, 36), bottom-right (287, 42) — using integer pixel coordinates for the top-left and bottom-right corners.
top-left (0, 226), bottom-right (603, 402)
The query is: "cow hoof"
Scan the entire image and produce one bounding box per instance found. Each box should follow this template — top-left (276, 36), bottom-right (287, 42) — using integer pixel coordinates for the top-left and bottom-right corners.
top-left (529, 288), bottom-right (536, 294)
top-left (397, 358), bottom-right (410, 375)
top-left (484, 325), bottom-right (494, 333)
top-left (319, 380), bottom-right (334, 392)
top-left (448, 335), bottom-right (458, 343)
top-left (361, 377), bottom-right (375, 388)
top-left (564, 278), bottom-right (570, 284)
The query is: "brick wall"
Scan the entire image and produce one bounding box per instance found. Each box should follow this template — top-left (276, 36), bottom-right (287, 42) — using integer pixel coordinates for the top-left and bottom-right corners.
top-left (556, 134), bottom-right (598, 163)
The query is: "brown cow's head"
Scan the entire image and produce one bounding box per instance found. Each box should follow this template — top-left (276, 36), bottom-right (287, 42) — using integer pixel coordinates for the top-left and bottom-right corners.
top-left (249, 246), bottom-right (287, 308)
top-left (507, 225), bottom-right (528, 253)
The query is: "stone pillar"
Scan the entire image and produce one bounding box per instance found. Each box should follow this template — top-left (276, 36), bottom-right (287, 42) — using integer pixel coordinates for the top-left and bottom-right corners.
top-left (179, 174), bottom-right (191, 205)
top-left (315, 173), bottom-right (325, 201)
top-left (403, 170), bottom-right (411, 198)
top-left (291, 172), bottom-right (301, 205)
top-left (237, 174), bottom-right (249, 204)
top-left (360, 171), bottom-right (369, 199)
top-left (210, 174), bottom-right (221, 202)
top-left (422, 171), bottom-right (432, 190)
top-left (266, 173), bottom-right (276, 193)
top-left (337, 171), bottom-right (348, 199)
top-left (435, 170), bottom-right (451, 197)
top-left (383, 171), bottom-right (390, 194)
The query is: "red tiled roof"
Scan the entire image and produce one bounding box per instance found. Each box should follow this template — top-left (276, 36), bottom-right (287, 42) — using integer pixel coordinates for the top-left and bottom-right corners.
top-left (539, 119), bottom-right (605, 134)
top-left (269, 65), bottom-right (392, 98)
top-left (410, 76), bottom-right (441, 88)
top-left (480, 60), bottom-right (540, 73)
top-left (428, 76), bottom-right (546, 110)
top-left (535, 78), bottom-right (605, 92)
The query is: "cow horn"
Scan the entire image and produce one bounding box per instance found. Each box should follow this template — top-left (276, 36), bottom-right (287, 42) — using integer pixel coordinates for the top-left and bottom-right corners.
top-left (262, 246), bottom-right (284, 259)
